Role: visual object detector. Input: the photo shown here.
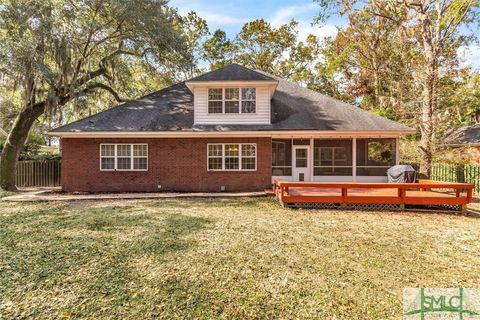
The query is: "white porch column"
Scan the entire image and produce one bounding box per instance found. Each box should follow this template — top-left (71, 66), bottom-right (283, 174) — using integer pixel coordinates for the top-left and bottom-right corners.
top-left (352, 138), bottom-right (357, 182)
top-left (310, 137), bottom-right (314, 181)
top-left (395, 137), bottom-right (400, 165)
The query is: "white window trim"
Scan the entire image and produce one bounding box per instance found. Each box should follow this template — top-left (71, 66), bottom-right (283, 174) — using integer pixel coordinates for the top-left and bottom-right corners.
top-left (100, 143), bottom-right (148, 172)
top-left (207, 88), bottom-right (257, 115)
top-left (207, 88), bottom-right (223, 114)
top-left (207, 143), bottom-right (257, 171)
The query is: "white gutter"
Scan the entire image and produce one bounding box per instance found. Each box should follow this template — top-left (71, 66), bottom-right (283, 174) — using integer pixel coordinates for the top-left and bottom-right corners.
top-left (49, 130), bottom-right (415, 139)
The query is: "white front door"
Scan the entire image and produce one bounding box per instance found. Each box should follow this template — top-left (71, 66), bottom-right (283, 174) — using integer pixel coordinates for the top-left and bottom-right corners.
top-left (293, 146), bottom-right (311, 182)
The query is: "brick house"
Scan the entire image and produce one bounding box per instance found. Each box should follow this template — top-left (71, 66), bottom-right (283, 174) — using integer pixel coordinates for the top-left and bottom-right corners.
top-left (441, 124), bottom-right (480, 164)
top-left (50, 64), bottom-right (414, 192)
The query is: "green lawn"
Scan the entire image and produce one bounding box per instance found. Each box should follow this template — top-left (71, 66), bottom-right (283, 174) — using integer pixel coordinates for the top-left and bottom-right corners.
top-left (1, 198), bottom-right (479, 319)
top-left (0, 189), bottom-right (15, 199)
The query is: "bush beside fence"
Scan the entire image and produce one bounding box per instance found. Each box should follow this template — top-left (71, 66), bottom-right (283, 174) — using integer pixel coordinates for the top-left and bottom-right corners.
top-left (15, 160), bottom-right (61, 187)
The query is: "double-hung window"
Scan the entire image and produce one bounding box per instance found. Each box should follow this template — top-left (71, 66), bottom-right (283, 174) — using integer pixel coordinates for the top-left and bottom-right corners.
top-left (208, 88), bottom-right (223, 113)
top-left (207, 88), bottom-right (256, 114)
top-left (241, 88), bottom-right (256, 113)
top-left (207, 143), bottom-right (256, 171)
top-left (100, 144), bottom-right (148, 171)
top-left (225, 88), bottom-right (239, 113)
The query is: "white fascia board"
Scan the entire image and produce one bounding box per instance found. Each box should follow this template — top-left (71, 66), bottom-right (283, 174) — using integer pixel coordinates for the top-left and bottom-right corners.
top-left (49, 130), bottom-right (414, 138)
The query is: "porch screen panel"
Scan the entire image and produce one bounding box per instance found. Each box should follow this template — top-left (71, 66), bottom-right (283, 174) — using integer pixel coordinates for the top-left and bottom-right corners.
top-left (356, 138), bottom-right (396, 176)
top-left (272, 139), bottom-right (292, 176)
top-left (313, 139), bottom-right (352, 176)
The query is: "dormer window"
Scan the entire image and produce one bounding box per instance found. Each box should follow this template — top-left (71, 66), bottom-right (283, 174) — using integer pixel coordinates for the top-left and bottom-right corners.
top-left (241, 88), bottom-right (256, 113)
top-left (225, 88), bottom-right (239, 113)
top-left (208, 88), bottom-right (256, 114)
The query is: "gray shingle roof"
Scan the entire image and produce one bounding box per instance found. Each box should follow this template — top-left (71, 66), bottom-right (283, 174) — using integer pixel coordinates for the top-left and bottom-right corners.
top-left (187, 63), bottom-right (276, 82)
top-left (442, 124), bottom-right (480, 146)
top-left (51, 64), bottom-right (414, 133)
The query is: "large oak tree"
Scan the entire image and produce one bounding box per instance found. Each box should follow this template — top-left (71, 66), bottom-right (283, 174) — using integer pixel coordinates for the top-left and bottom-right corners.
top-left (315, 0), bottom-right (479, 176)
top-left (0, 0), bottom-right (192, 190)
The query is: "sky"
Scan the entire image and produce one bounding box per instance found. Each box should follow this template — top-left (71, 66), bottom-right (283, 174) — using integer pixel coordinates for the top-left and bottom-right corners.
top-left (170, 0), bottom-right (480, 69)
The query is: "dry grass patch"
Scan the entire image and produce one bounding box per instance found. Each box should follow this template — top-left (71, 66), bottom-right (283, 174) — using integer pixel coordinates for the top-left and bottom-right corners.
top-left (1, 198), bottom-right (479, 319)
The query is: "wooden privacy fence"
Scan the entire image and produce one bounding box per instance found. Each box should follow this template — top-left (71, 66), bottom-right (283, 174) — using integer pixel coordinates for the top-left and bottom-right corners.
top-left (15, 160), bottom-right (61, 187)
top-left (405, 163), bottom-right (480, 195)
top-left (430, 163), bottom-right (480, 195)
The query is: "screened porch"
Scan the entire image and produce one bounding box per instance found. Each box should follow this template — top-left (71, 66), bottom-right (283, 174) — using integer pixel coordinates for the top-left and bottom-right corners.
top-left (271, 138), bottom-right (399, 183)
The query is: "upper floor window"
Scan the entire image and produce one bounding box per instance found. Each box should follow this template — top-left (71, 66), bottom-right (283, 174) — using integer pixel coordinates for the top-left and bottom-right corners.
top-left (208, 88), bottom-right (223, 113)
top-left (225, 88), bottom-right (239, 113)
top-left (100, 144), bottom-right (148, 171)
top-left (208, 88), bottom-right (256, 114)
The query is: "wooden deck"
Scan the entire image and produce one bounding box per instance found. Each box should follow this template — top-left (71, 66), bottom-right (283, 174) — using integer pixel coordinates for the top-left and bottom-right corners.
top-left (272, 179), bottom-right (475, 211)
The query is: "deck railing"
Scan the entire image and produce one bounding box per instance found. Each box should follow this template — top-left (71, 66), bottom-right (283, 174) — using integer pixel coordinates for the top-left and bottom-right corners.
top-left (273, 179), bottom-right (474, 211)
top-left (404, 163), bottom-right (480, 195)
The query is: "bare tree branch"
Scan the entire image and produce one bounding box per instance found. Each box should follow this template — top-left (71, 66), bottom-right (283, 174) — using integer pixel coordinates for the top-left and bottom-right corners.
top-left (85, 82), bottom-right (129, 102)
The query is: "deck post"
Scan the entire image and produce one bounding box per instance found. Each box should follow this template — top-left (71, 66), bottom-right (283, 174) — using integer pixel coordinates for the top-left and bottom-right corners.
top-left (467, 188), bottom-right (473, 203)
top-left (340, 187), bottom-right (348, 208)
top-left (395, 137), bottom-right (400, 165)
top-left (398, 187), bottom-right (406, 210)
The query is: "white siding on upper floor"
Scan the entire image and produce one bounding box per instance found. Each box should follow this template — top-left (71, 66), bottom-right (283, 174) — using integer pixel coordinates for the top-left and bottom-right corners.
top-left (194, 86), bottom-right (271, 125)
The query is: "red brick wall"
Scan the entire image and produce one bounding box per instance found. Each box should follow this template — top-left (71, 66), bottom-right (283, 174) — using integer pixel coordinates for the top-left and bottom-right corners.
top-left (61, 137), bottom-right (272, 192)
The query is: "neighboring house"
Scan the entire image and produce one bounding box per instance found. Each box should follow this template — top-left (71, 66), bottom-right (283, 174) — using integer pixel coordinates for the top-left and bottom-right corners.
top-left (50, 64), bottom-right (414, 193)
top-left (0, 126), bottom-right (7, 138)
top-left (442, 124), bottom-right (480, 163)
top-left (39, 145), bottom-right (59, 154)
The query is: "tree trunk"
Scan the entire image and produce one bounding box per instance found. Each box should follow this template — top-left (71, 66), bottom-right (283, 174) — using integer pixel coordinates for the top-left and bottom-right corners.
top-left (0, 102), bottom-right (45, 190)
top-left (418, 11), bottom-right (438, 179)
top-left (419, 76), bottom-right (435, 178)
